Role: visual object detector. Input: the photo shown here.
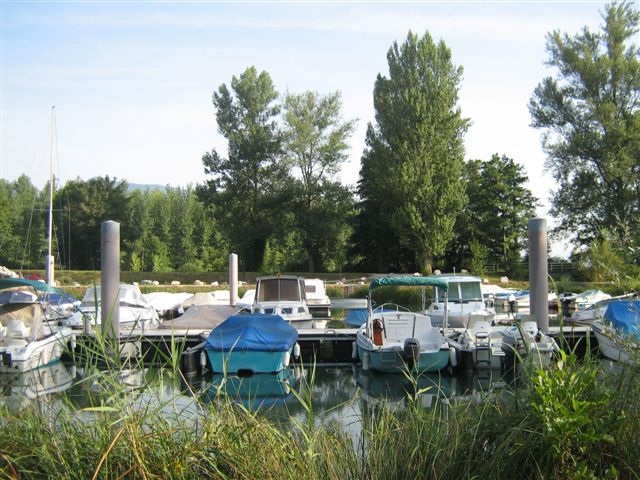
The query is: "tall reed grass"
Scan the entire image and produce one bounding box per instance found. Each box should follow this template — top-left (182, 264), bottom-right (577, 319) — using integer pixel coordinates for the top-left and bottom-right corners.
top-left (2, 329), bottom-right (640, 479)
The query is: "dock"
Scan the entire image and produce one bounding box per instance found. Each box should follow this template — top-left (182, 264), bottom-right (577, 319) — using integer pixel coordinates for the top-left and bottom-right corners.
top-left (70, 324), bottom-right (596, 373)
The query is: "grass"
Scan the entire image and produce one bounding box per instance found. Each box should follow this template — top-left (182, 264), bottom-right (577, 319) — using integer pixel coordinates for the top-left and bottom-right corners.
top-left (3, 332), bottom-right (640, 479)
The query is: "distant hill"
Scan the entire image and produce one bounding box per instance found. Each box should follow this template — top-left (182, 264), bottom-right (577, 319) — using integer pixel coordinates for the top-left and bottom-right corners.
top-left (127, 183), bottom-right (166, 193)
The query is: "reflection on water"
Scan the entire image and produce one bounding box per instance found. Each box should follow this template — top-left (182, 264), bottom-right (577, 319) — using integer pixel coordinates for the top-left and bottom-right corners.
top-left (0, 362), bottom-right (511, 437)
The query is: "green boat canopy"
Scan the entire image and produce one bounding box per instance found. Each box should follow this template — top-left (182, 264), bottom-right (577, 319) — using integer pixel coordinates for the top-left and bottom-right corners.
top-left (369, 276), bottom-right (449, 292)
top-left (0, 277), bottom-right (60, 293)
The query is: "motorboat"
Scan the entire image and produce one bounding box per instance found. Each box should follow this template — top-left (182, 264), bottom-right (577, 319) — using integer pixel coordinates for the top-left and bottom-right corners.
top-left (500, 321), bottom-right (559, 369)
top-left (235, 289), bottom-right (255, 310)
top-left (182, 290), bottom-right (231, 309)
top-left (345, 308), bottom-right (368, 328)
top-left (447, 320), bottom-right (507, 370)
top-left (304, 278), bottom-right (331, 317)
top-left (355, 276), bottom-right (453, 374)
top-left (143, 291), bottom-right (192, 318)
top-left (252, 276), bottom-right (322, 329)
top-left (159, 304), bottom-right (235, 332)
top-left (205, 313), bottom-right (300, 374)
top-left (424, 275), bottom-right (495, 328)
top-left (573, 290), bottom-right (612, 312)
top-left (592, 300), bottom-right (640, 364)
top-left (0, 278), bottom-right (75, 373)
top-left (63, 283), bottom-right (160, 332)
top-left (569, 294), bottom-right (635, 324)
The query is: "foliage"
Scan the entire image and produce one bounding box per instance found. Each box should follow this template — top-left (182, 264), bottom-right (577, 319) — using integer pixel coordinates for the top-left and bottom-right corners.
top-left (199, 66), bottom-right (288, 271)
top-left (282, 91), bottom-right (356, 273)
top-left (468, 240), bottom-right (489, 278)
top-left (448, 155), bottom-right (537, 275)
top-left (354, 31), bottom-right (468, 274)
top-left (529, 2), bottom-right (640, 254)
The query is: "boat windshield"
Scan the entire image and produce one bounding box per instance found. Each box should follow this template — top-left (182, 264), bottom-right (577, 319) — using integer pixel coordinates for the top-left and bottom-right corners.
top-left (436, 281), bottom-right (482, 303)
top-left (258, 279), bottom-right (301, 302)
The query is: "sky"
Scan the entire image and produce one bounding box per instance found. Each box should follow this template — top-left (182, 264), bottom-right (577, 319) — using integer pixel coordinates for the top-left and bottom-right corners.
top-left (1, 1), bottom-right (610, 255)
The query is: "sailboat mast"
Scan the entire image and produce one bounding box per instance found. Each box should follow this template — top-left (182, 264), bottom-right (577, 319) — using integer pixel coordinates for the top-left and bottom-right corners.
top-left (45, 106), bottom-right (55, 286)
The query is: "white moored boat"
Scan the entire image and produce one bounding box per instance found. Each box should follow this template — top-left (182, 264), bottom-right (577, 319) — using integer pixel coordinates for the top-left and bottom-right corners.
top-left (0, 278), bottom-right (75, 373)
top-left (424, 274), bottom-right (495, 328)
top-left (252, 276), bottom-right (324, 329)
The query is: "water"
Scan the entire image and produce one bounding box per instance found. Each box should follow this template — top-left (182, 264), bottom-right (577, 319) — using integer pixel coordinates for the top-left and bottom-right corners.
top-left (0, 361), bottom-right (509, 438)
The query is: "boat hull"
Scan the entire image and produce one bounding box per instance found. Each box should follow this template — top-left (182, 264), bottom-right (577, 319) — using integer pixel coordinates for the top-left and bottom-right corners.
top-left (593, 322), bottom-right (637, 364)
top-left (206, 348), bottom-right (292, 374)
top-left (356, 343), bottom-right (449, 373)
top-left (0, 328), bottom-right (74, 373)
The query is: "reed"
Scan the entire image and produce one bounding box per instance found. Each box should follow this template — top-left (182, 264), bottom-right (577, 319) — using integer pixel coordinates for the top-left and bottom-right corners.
top-left (2, 339), bottom-right (640, 479)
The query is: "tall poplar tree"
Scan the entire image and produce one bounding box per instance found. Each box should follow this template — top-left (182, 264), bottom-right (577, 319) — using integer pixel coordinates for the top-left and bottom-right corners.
top-left (529, 2), bottom-right (640, 252)
top-left (200, 67), bottom-right (287, 270)
top-left (356, 31), bottom-right (468, 273)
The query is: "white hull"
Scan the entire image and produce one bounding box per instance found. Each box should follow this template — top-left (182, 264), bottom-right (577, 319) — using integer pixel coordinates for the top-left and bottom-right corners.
top-left (593, 321), bottom-right (638, 364)
top-left (0, 327), bottom-right (74, 373)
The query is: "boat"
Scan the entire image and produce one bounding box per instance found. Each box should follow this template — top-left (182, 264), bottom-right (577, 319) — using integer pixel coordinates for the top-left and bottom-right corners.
top-left (251, 276), bottom-right (323, 329)
top-left (143, 291), bottom-right (192, 318)
top-left (345, 307), bottom-right (368, 328)
top-left (572, 289), bottom-right (612, 312)
top-left (424, 274), bottom-right (495, 328)
top-left (182, 290), bottom-right (231, 309)
top-left (64, 283), bottom-right (160, 332)
top-left (159, 304), bottom-right (235, 332)
top-left (447, 320), bottom-right (507, 370)
top-left (235, 289), bottom-right (255, 310)
top-left (592, 300), bottom-right (640, 364)
top-left (569, 294), bottom-right (635, 324)
top-left (304, 278), bottom-right (331, 317)
top-left (500, 321), bottom-right (559, 369)
top-left (0, 278), bottom-right (75, 373)
top-left (355, 276), bottom-right (453, 374)
top-left (204, 313), bottom-right (300, 374)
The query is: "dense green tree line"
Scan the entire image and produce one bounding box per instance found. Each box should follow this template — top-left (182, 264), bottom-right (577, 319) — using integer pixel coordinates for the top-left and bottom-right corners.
top-left (4, 3), bottom-right (635, 275)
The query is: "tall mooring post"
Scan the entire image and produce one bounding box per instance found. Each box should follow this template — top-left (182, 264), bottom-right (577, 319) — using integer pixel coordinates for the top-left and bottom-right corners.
top-left (229, 253), bottom-right (238, 307)
top-left (101, 221), bottom-right (120, 338)
top-left (528, 218), bottom-right (549, 333)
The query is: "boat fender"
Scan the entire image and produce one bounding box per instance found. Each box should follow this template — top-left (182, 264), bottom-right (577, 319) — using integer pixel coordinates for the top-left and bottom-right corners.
top-left (293, 343), bottom-right (301, 359)
top-left (69, 334), bottom-right (76, 352)
top-left (362, 352), bottom-right (370, 371)
top-left (352, 341), bottom-right (358, 360)
top-left (284, 351), bottom-right (291, 367)
top-left (403, 338), bottom-right (420, 367)
top-left (449, 345), bottom-right (458, 368)
top-left (200, 351), bottom-right (207, 370)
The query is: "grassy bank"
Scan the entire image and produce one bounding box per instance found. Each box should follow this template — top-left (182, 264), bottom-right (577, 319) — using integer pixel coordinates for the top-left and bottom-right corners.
top-left (2, 346), bottom-right (640, 479)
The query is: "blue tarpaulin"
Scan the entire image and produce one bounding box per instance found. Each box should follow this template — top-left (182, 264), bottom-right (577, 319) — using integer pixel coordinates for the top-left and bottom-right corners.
top-left (604, 300), bottom-right (640, 339)
top-left (345, 308), bottom-right (368, 327)
top-left (205, 313), bottom-right (298, 352)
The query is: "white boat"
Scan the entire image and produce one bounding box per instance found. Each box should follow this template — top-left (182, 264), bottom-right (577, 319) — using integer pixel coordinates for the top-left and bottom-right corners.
top-left (500, 321), bottom-right (559, 369)
top-left (64, 283), bottom-right (160, 332)
top-left (182, 290), bottom-right (231, 309)
top-left (573, 289), bottom-right (612, 312)
top-left (0, 278), bottom-right (75, 373)
top-left (424, 275), bottom-right (495, 328)
top-left (235, 289), bottom-right (255, 310)
top-left (143, 291), bottom-right (192, 318)
top-left (569, 294), bottom-right (635, 324)
top-left (304, 278), bottom-right (331, 317)
top-left (447, 320), bottom-right (507, 370)
top-left (252, 276), bottom-right (323, 329)
top-left (592, 300), bottom-right (640, 364)
top-left (355, 276), bottom-right (453, 374)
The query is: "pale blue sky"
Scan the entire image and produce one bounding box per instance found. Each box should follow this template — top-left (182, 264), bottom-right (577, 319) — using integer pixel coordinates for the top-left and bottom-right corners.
top-left (1, 1), bottom-right (608, 223)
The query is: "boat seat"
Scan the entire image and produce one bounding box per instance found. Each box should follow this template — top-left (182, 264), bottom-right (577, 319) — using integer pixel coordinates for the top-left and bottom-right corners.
top-left (419, 328), bottom-right (444, 352)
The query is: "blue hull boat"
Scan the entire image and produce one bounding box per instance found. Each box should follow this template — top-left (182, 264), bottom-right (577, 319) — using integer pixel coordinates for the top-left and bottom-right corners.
top-left (205, 313), bottom-right (299, 374)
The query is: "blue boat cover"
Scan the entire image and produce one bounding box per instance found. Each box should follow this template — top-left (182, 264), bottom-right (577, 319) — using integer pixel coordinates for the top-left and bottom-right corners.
top-left (205, 313), bottom-right (298, 352)
top-left (604, 300), bottom-right (640, 339)
top-left (345, 308), bottom-right (368, 327)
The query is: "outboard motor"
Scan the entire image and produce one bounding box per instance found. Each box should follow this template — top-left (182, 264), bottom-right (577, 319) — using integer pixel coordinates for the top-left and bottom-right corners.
top-left (403, 338), bottom-right (421, 368)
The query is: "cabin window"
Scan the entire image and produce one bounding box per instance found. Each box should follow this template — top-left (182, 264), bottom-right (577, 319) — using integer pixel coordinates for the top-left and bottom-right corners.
top-left (460, 282), bottom-right (482, 301)
top-left (258, 278), bottom-right (301, 302)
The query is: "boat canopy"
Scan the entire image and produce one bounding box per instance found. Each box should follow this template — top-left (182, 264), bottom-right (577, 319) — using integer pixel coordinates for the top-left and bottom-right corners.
top-left (345, 308), bottom-right (368, 327)
top-left (205, 313), bottom-right (298, 352)
top-left (604, 300), bottom-right (640, 338)
top-left (0, 278), bottom-right (59, 294)
top-left (369, 276), bottom-right (449, 292)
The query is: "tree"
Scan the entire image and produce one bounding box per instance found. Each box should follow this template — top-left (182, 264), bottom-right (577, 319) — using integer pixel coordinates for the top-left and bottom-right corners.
top-left (448, 154), bottom-right (538, 274)
top-left (199, 66), bottom-right (288, 270)
top-left (60, 176), bottom-right (130, 269)
top-left (529, 2), bottom-right (640, 254)
top-left (355, 31), bottom-right (469, 273)
top-left (281, 90), bottom-right (356, 272)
